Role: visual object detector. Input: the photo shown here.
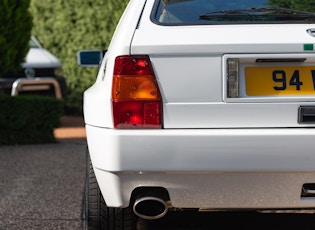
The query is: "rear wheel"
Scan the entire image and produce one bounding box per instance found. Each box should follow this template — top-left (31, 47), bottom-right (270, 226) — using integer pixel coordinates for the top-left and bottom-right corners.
top-left (85, 149), bottom-right (137, 230)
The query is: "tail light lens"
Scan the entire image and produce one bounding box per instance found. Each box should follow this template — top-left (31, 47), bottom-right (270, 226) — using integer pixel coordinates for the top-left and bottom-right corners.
top-left (112, 55), bottom-right (162, 129)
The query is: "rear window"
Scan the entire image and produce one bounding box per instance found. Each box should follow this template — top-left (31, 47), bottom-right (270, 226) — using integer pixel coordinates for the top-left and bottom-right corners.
top-left (152, 0), bottom-right (315, 25)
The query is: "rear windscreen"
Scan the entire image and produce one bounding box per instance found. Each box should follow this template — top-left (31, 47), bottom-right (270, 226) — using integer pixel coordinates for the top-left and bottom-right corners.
top-left (152, 0), bottom-right (315, 25)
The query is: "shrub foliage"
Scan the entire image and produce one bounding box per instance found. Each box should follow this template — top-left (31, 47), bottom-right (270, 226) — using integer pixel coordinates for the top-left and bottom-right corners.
top-left (0, 0), bottom-right (33, 77)
top-left (30, 0), bottom-right (129, 114)
top-left (268, 0), bottom-right (315, 11)
top-left (0, 96), bottom-right (63, 145)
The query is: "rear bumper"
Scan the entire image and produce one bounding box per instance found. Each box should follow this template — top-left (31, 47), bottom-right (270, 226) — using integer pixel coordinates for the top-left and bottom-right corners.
top-left (86, 125), bottom-right (315, 208)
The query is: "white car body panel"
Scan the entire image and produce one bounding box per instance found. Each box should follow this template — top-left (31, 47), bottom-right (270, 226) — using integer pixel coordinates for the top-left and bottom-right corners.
top-left (131, 24), bottom-right (314, 54)
top-left (23, 48), bottom-right (61, 68)
top-left (87, 123), bottom-right (315, 208)
top-left (95, 168), bottom-right (315, 209)
top-left (87, 126), bottom-right (315, 172)
top-left (84, 0), bottom-right (315, 210)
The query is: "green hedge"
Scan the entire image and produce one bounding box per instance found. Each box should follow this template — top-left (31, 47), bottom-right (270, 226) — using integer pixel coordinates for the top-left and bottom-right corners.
top-left (0, 95), bottom-right (63, 145)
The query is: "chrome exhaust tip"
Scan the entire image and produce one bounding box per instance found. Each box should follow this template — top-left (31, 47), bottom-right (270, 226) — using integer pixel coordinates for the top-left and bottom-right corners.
top-left (133, 196), bottom-right (168, 220)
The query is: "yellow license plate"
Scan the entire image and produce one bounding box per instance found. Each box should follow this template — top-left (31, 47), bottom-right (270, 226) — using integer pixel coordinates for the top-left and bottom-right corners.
top-left (245, 66), bottom-right (315, 96)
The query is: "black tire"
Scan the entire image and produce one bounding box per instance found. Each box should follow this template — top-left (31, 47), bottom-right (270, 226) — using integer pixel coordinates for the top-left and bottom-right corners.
top-left (85, 149), bottom-right (137, 230)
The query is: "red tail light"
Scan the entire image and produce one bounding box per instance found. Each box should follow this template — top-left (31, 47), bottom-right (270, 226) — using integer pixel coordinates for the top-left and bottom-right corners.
top-left (112, 55), bottom-right (162, 129)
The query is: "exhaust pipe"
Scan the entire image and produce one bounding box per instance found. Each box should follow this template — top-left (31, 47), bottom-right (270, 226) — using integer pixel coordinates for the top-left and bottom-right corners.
top-left (133, 196), bottom-right (168, 220)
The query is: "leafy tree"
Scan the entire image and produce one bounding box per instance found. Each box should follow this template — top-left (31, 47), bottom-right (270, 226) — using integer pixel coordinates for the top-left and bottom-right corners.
top-left (0, 0), bottom-right (32, 77)
top-left (30, 0), bottom-right (129, 114)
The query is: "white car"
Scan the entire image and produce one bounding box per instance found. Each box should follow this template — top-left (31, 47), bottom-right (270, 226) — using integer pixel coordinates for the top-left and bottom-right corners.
top-left (79, 0), bottom-right (315, 229)
top-left (25, 36), bottom-right (62, 70)
top-left (0, 36), bottom-right (66, 99)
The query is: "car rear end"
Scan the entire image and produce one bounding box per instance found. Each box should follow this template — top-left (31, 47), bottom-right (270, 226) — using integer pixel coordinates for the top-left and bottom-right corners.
top-left (84, 0), bottom-right (315, 219)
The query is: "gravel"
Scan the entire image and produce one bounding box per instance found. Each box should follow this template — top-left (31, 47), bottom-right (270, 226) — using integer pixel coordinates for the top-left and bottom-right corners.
top-left (0, 140), bottom-right (86, 230)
